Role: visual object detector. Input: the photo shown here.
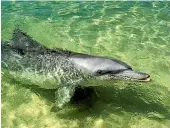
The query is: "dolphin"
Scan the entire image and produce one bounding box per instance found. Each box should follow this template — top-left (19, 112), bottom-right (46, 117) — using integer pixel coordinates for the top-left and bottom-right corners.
top-left (1, 29), bottom-right (151, 110)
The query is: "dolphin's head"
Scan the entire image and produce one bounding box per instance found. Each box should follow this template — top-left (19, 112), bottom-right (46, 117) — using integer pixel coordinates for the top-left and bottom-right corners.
top-left (92, 58), bottom-right (151, 82)
top-left (70, 55), bottom-right (151, 82)
top-left (94, 67), bottom-right (151, 82)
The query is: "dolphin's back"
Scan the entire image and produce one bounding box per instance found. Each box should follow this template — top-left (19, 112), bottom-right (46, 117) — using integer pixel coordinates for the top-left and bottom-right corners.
top-left (1, 29), bottom-right (87, 89)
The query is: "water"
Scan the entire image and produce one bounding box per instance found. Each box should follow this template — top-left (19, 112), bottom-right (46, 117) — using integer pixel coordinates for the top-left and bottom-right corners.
top-left (1, 1), bottom-right (170, 128)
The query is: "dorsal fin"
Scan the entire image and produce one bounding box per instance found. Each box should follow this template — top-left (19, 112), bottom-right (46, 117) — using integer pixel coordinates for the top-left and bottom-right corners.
top-left (12, 29), bottom-right (44, 51)
top-left (10, 29), bottom-right (85, 56)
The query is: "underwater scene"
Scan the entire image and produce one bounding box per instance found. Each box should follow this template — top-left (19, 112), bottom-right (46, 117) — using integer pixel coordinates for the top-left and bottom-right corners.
top-left (1, 1), bottom-right (170, 128)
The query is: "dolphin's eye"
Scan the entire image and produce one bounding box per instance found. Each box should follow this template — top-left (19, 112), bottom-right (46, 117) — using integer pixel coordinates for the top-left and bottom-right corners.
top-left (96, 70), bottom-right (114, 75)
top-left (96, 69), bottom-right (130, 75)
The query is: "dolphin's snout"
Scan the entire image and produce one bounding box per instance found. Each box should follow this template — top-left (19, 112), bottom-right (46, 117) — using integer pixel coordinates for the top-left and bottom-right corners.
top-left (132, 71), bottom-right (151, 82)
top-left (138, 73), bottom-right (151, 82)
top-left (115, 70), bottom-right (151, 82)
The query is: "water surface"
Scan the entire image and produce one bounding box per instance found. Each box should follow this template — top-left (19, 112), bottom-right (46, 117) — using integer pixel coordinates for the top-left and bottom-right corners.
top-left (2, 1), bottom-right (170, 128)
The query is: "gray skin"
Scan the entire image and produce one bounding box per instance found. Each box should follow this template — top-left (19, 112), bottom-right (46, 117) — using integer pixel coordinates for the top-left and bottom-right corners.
top-left (2, 29), bottom-right (151, 111)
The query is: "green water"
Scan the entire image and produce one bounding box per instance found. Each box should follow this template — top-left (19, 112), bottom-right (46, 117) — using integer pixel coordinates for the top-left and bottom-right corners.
top-left (1, 1), bottom-right (170, 128)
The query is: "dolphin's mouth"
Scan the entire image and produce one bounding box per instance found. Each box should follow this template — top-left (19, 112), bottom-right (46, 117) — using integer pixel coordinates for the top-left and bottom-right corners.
top-left (138, 75), bottom-right (151, 82)
top-left (114, 70), bottom-right (151, 82)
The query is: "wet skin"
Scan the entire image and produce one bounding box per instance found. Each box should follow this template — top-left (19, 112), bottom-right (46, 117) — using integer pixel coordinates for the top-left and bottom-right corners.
top-left (2, 29), bottom-right (151, 111)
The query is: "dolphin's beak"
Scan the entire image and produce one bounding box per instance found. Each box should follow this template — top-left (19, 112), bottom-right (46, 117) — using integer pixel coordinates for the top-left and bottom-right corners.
top-left (115, 70), bottom-right (151, 82)
top-left (137, 73), bottom-right (151, 82)
top-left (138, 75), bottom-right (151, 82)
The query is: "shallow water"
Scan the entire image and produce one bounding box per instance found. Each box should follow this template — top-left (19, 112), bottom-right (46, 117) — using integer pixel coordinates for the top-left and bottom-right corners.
top-left (1, 1), bottom-right (170, 128)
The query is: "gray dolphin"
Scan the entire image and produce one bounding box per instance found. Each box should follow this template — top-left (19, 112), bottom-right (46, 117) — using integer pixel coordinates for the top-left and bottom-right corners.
top-left (1, 29), bottom-right (151, 110)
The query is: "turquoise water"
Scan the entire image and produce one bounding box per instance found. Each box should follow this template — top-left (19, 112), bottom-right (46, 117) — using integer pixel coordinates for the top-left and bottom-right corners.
top-left (2, 1), bottom-right (170, 128)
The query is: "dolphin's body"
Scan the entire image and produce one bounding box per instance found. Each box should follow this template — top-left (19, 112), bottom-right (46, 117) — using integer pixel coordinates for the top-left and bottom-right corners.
top-left (2, 29), bottom-right (151, 110)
